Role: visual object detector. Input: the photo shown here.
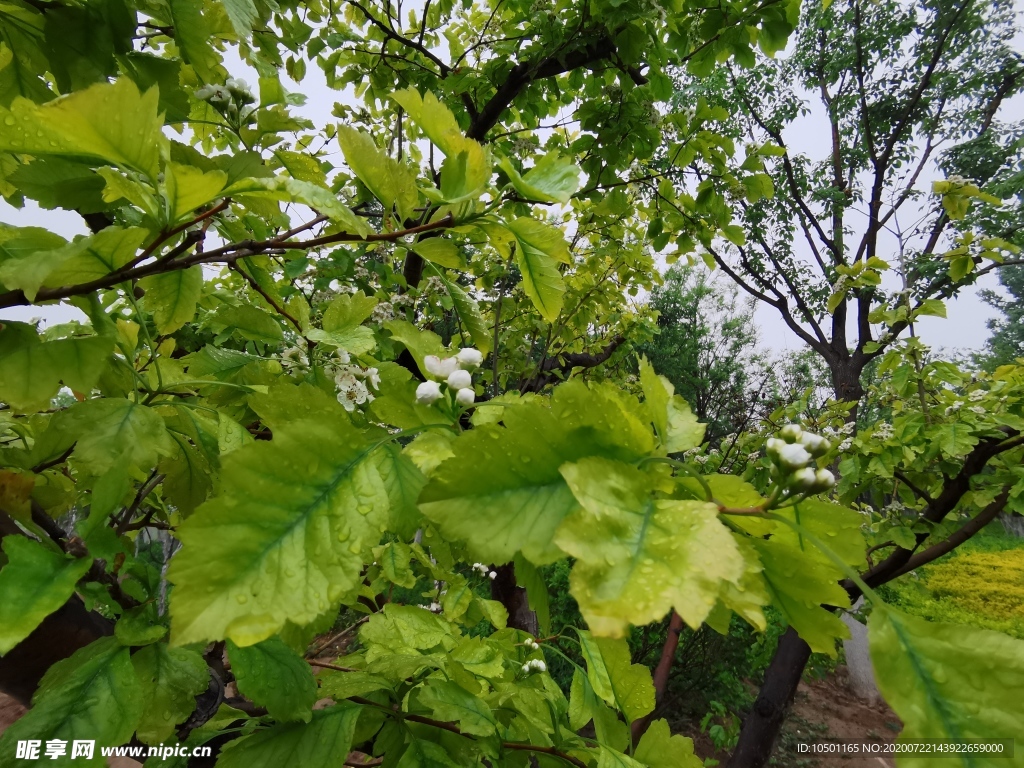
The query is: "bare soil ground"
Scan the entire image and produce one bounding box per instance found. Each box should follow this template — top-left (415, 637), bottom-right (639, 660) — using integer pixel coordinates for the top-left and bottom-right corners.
top-left (686, 667), bottom-right (902, 768)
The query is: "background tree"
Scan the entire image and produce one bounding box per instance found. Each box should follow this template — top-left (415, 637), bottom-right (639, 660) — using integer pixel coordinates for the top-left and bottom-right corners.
top-left (978, 265), bottom-right (1024, 370)
top-left (663, 0), bottom-right (1024, 763)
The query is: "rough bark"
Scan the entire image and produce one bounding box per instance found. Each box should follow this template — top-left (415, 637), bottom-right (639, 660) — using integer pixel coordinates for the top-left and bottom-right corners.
top-left (490, 563), bottom-right (538, 635)
top-left (726, 628), bottom-right (811, 768)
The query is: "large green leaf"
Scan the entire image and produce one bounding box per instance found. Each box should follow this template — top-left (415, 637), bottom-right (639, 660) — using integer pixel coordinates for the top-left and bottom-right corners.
top-left (306, 291), bottom-right (377, 353)
top-left (504, 218), bottom-right (568, 321)
top-left (167, 414), bottom-right (390, 646)
top-left (215, 702), bottom-right (362, 768)
top-left (227, 637), bottom-right (318, 723)
top-left (433, 270), bottom-right (492, 354)
top-left (395, 740), bottom-right (453, 768)
top-left (578, 631), bottom-right (655, 723)
top-left (419, 382), bottom-right (653, 565)
top-left (167, 0), bottom-right (221, 81)
top-left (751, 537), bottom-right (850, 656)
top-left (164, 162), bottom-right (227, 222)
top-left (65, 398), bottom-right (173, 475)
top-left (337, 126), bottom-right (418, 221)
top-left (224, 176), bottom-right (370, 237)
top-left (634, 719), bottom-right (702, 768)
top-left (557, 457), bottom-right (743, 637)
top-left (417, 680), bottom-right (496, 737)
top-left (0, 323), bottom-right (112, 412)
top-left (0, 537), bottom-right (92, 654)
top-left (0, 78), bottom-right (162, 178)
top-left (498, 150), bottom-right (581, 203)
top-left (0, 637), bottom-right (141, 767)
top-left (38, 226), bottom-right (148, 289)
top-left (140, 266), bottom-right (203, 334)
top-left (131, 643), bottom-right (208, 744)
top-left (868, 607), bottom-right (1024, 767)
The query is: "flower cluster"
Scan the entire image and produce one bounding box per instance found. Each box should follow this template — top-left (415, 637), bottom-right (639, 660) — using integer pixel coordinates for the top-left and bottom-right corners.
top-left (524, 638), bottom-right (541, 651)
top-left (195, 78), bottom-right (255, 122)
top-left (765, 424), bottom-right (835, 493)
top-left (874, 422), bottom-right (895, 441)
top-left (415, 348), bottom-right (483, 407)
top-left (521, 658), bottom-right (546, 675)
top-left (329, 350), bottom-right (380, 412)
top-left (471, 562), bottom-right (497, 580)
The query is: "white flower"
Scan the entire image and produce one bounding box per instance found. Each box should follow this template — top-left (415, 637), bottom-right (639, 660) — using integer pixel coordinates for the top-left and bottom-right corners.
top-left (521, 663), bottom-right (531, 673)
top-left (488, 570), bottom-right (497, 580)
top-left (336, 348), bottom-right (351, 365)
top-left (424, 355), bottom-right (459, 380)
top-left (747, 451), bottom-right (761, 461)
top-left (969, 390), bottom-right (985, 402)
top-left (969, 405), bottom-right (985, 415)
top-left (780, 424), bottom-right (803, 443)
top-left (456, 347), bottom-right (484, 368)
top-left (337, 376), bottom-right (372, 412)
top-left (874, 423), bottom-right (895, 440)
top-left (777, 443), bottom-right (812, 470)
top-left (415, 380), bottom-right (443, 405)
top-left (791, 467), bottom-right (817, 491)
top-left (428, 602), bottom-right (442, 613)
top-left (363, 367), bottom-right (381, 390)
top-left (838, 438), bottom-right (853, 451)
top-left (840, 422), bottom-right (856, 435)
top-left (447, 369), bottom-right (472, 390)
top-left (530, 659), bottom-right (546, 673)
top-left (455, 388), bottom-right (475, 407)
top-left (765, 437), bottom-right (785, 458)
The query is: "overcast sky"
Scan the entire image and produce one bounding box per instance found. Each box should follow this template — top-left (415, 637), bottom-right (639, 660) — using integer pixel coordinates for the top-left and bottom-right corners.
top-left (2, 5), bottom-right (1019, 359)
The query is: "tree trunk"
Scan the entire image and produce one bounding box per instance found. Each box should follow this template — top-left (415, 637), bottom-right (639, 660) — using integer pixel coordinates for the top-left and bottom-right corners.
top-left (490, 563), bottom-right (538, 635)
top-left (727, 628), bottom-right (811, 768)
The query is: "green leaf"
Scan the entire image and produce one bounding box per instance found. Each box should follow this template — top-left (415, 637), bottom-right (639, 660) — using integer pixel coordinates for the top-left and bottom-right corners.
top-left (131, 643), bottom-right (208, 744)
top-left (869, 606), bottom-right (1024, 764)
top-left (376, 541), bottom-right (417, 588)
top-left (211, 304), bottom-right (284, 343)
top-left (635, 718), bottom-right (702, 768)
top-left (0, 637), bottom-right (141, 766)
top-left (0, 323), bottom-right (112, 411)
top-left (419, 382), bottom-right (653, 565)
top-left (505, 218), bottom-right (566, 322)
top-left (224, 177), bottom-right (371, 237)
top-left (432, 269), bottom-right (492, 354)
top-left (578, 631), bottom-right (655, 723)
top-left (65, 398), bottom-right (173, 475)
top-left (167, 415), bottom-right (390, 646)
top-left (948, 255), bottom-right (974, 281)
top-left (0, 78), bottom-right (162, 178)
top-left (934, 422), bottom-right (979, 458)
top-left (413, 238), bottom-right (465, 270)
top-left (498, 150), bottom-right (581, 203)
top-left (215, 702), bottom-right (361, 768)
top-left (0, 537), bottom-right (92, 654)
top-left (557, 457), bottom-right (744, 637)
top-left (220, 0), bottom-right (258, 37)
top-left (374, 444), bottom-right (426, 540)
top-left (417, 680), bottom-right (497, 736)
top-left (140, 266), bottom-right (203, 334)
top-left (382, 320), bottom-right (445, 378)
top-left (337, 126), bottom-right (418, 221)
top-left (164, 162), bottom-right (227, 222)
top-left (391, 89), bottom-right (462, 156)
top-left (395, 740), bottom-right (453, 767)
top-left (639, 370), bottom-right (705, 453)
top-left (639, 357), bottom-right (669, 443)
top-left (167, 0), bottom-right (221, 81)
top-left (227, 637), bottom-right (318, 722)
top-left (307, 291), bottom-right (377, 353)
top-left (751, 537), bottom-right (850, 656)
top-left (41, 225), bottom-right (148, 290)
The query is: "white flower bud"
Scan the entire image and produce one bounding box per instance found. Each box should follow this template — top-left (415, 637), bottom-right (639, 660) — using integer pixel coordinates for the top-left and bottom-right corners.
top-left (765, 437), bottom-right (785, 458)
top-left (456, 347), bottom-right (484, 368)
top-left (521, 663), bottom-right (531, 674)
top-left (780, 424), bottom-right (803, 443)
top-left (447, 369), bottom-right (472, 390)
top-left (424, 355), bottom-right (459, 380)
top-left (791, 467), bottom-right (817, 491)
top-left (799, 432), bottom-right (831, 457)
top-left (813, 469), bottom-right (836, 491)
top-left (415, 380), bottom-right (443, 405)
top-left (488, 570), bottom-right (497, 580)
top-left (456, 387), bottom-right (476, 406)
top-left (776, 442), bottom-right (812, 471)
top-left (531, 659), bottom-right (546, 672)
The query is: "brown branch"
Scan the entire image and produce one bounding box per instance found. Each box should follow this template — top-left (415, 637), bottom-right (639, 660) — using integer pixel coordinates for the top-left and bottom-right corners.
top-left (631, 610), bottom-right (683, 744)
top-left (31, 445), bottom-right (74, 474)
top-left (115, 471), bottom-right (165, 535)
top-left (307, 659), bottom-right (359, 673)
top-left (893, 469), bottom-right (933, 504)
top-left (229, 262), bottom-right (302, 331)
top-left (0, 215), bottom-right (455, 310)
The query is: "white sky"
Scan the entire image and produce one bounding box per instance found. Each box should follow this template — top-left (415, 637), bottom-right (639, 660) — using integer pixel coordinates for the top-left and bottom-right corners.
top-left (2, 6), bottom-right (1019, 359)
